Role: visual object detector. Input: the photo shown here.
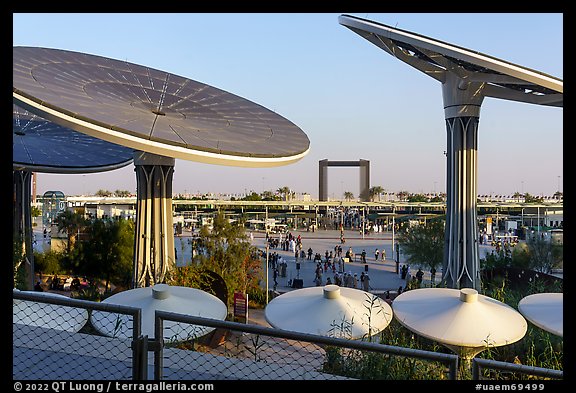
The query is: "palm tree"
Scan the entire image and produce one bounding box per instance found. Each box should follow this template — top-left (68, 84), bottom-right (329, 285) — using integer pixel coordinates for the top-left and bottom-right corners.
top-left (369, 186), bottom-right (384, 202)
top-left (277, 186), bottom-right (291, 201)
top-left (95, 189), bottom-right (113, 197)
top-left (344, 191), bottom-right (354, 202)
top-left (553, 191), bottom-right (563, 200)
top-left (55, 210), bottom-right (87, 253)
top-left (396, 190), bottom-right (410, 202)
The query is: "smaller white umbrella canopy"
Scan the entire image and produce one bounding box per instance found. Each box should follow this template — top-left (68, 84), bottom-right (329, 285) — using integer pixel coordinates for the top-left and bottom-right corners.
top-left (518, 293), bottom-right (563, 338)
top-left (90, 284), bottom-right (227, 342)
top-left (265, 284), bottom-right (393, 339)
top-left (393, 288), bottom-right (527, 359)
top-left (13, 289), bottom-right (89, 333)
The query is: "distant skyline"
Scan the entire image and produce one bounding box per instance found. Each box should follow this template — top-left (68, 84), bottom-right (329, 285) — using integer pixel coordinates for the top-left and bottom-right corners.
top-left (13, 13), bottom-right (563, 198)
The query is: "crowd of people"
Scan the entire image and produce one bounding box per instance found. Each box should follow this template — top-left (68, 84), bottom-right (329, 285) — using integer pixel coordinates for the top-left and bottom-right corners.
top-left (261, 230), bottom-right (434, 297)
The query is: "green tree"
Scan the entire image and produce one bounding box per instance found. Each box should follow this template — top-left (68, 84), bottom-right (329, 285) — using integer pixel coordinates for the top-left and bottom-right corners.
top-left (524, 193), bottom-right (544, 203)
top-left (13, 235), bottom-right (27, 289)
top-left (369, 186), bottom-right (384, 202)
top-left (525, 236), bottom-right (562, 274)
top-left (261, 190), bottom-right (281, 201)
top-left (95, 189), bottom-right (113, 197)
top-left (397, 217), bottom-right (445, 284)
top-left (396, 190), bottom-right (410, 201)
top-left (34, 250), bottom-right (65, 276)
top-left (114, 189), bottom-right (132, 197)
top-left (242, 191), bottom-right (262, 201)
top-left (344, 191), bottom-right (354, 201)
top-left (277, 186), bottom-right (291, 201)
top-left (31, 205), bottom-right (42, 218)
top-left (553, 191), bottom-right (562, 200)
top-left (73, 218), bottom-right (134, 292)
top-left (406, 193), bottom-right (429, 202)
top-left (193, 210), bottom-right (263, 310)
top-left (55, 210), bottom-right (87, 253)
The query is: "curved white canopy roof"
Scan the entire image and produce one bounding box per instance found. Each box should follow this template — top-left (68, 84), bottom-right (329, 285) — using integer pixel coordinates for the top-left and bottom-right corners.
top-left (393, 288), bottom-right (527, 359)
top-left (338, 14), bottom-right (563, 107)
top-left (13, 46), bottom-right (310, 168)
top-left (90, 284), bottom-right (227, 342)
top-left (13, 290), bottom-right (89, 333)
top-left (518, 292), bottom-right (563, 338)
top-left (265, 285), bottom-right (393, 339)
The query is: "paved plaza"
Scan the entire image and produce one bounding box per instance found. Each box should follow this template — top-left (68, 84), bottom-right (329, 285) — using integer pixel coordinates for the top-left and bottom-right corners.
top-left (34, 225), bottom-right (494, 295)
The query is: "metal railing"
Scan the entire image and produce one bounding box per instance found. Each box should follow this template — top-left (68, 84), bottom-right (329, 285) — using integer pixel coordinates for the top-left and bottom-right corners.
top-left (13, 290), bottom-right (145, 380)
top-left (472, 358), bottom-right (563, 380)
top-left (153, 311), bottom-right (459, 380)
top-left (13, 291), bottom-right (563, 381)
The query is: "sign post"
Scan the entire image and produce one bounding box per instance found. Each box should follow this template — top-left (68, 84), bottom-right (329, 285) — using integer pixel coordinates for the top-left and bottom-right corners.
top-left (233, 292), bottom-right (248, 323)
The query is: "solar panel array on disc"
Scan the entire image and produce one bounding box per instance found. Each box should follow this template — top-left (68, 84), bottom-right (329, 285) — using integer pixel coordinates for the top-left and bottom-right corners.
top-left (13, 47), bottom-right (310, 159)
top-left (13, 105), bottom-right (134, 173)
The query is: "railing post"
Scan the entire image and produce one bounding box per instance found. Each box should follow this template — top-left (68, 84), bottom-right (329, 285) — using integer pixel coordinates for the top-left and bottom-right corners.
top-left (472, 358), bottom-right (481, 380)
top-left (449, 356), bottom-right (459, 380)
top-left (154, 313), bottom-right (164, 380)
top-left (131, 335), bottom-right (148, 380)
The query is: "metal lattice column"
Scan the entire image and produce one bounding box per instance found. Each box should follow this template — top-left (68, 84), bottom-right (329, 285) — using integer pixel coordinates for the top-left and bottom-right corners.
top-left (133, 152), bottom-right (175, 288)
top-left (13, 169), bottom-right (34, 290)
top-left (441, 74), bottom-right (484, 290)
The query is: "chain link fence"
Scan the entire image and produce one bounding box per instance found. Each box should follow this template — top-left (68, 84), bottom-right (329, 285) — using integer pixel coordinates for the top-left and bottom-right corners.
top-left (154, 311), bottom-right (459, 380)
top-left (13, 290), bottom-right (144, 380)
top-left (13, 291), bottom-right (563, 381)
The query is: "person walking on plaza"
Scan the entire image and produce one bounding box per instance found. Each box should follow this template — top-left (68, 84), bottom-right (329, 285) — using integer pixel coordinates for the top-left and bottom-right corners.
top-left (381, 248), bottom-right (386, 261)
top-left (345, 272), bottom-right (353, 287)
top-left (430, 267), bottom-right (437, 284)
top-left (273, 267), bottom-right (279, 290)
top-left (34, 280), bottom-right (44, 292)
top-left (416, 268), bottom-right (424, 287)
top-left (362, 273), bottom-right (370, 292)
top-left (334, 272), bottom-right (342, 286)
top-left (361, 249), bottom-right (367, 263)
top-left (374, 248), bottom-right (380, 261)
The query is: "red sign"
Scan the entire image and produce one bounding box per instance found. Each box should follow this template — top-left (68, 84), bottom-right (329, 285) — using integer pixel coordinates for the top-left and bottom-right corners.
top-left (233, 292), bottom-right (248, 322)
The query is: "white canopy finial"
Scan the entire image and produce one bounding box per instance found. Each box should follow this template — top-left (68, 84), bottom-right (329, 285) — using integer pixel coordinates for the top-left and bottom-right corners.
top-left (460, 288), bottom-right (478, 303)
top-left (152, 283), bottom-right (171, 300)
top-left (323, 284), bottom-right (341, 299)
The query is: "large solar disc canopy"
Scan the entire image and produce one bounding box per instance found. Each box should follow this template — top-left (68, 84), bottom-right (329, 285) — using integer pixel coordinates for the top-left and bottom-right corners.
top-left (339, 14), bottom-right (562, 290)
top-left (13, 46), bottom-right (310, 168)
top-left (13, 46), bottom-right (310, 288)
top-left (13, 104), bottom-right (134, 173)
top-left (13, 104), bottom-right (134, 290)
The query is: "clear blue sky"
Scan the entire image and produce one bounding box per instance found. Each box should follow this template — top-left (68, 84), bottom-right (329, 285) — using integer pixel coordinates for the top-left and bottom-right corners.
top-left (13, 13), bottom-right (563, 199)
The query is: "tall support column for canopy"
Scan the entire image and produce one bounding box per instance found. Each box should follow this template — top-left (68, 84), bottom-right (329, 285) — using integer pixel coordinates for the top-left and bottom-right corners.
top-left (13, 169), bottom-right (34, 290)
top-left (133, 151), bottom-right (175, 288)
top-left (338, 13), bottom-right (562, 290)
top-left (441, 74), bottom-right (485, 290)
